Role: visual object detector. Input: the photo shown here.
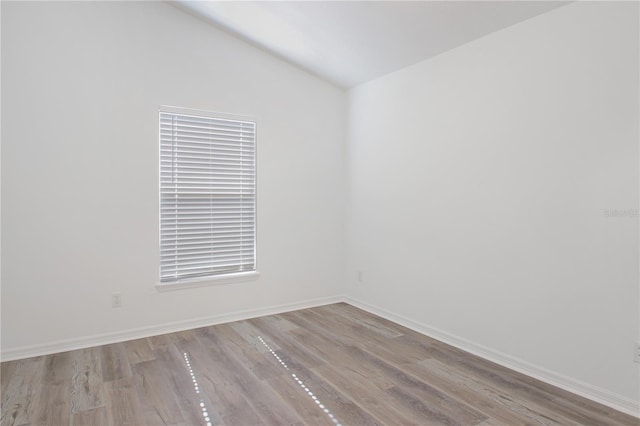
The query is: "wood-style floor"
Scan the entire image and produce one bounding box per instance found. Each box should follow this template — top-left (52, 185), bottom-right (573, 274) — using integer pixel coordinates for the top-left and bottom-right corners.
top-left (1, 303), bottom-right (637, 426)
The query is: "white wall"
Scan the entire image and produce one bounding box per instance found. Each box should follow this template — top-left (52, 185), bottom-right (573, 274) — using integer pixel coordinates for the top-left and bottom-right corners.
top-left (2, 0), bottom-right (639, 416)
top-left (1, 1), bottom-right (346, 354)
top-left (345, 1), bottom-right (639, 411)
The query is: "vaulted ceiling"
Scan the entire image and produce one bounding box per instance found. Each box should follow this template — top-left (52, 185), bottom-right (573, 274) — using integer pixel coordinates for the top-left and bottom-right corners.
top-left (175, 1), bottom-right (569, 89)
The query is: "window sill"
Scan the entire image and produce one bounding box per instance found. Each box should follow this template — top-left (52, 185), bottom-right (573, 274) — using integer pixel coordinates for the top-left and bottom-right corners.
top-left (155, 271), bottom-right (260, 292)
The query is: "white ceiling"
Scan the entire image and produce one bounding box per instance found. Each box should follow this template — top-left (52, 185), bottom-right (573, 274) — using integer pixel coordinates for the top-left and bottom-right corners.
top-left (175, 1), bottom-right (569, 89)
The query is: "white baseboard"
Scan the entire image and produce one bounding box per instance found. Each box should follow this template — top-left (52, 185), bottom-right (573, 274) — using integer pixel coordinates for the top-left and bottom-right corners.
top-left (2, 293), bottom-right (638, 419)
top-left (0, 295), bottom-right (343, 362)
top-left (344, 296), bottom-right (640, 419)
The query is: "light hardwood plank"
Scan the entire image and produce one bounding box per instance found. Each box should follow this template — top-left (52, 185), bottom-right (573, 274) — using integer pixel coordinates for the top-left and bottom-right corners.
top-left (266, 373), bottom-right (335, 425)
top-left (286, 365), bottom-right (382, 426)
top-left (122, 338), bottom-right (155, 365)
top-left (100, 343), bottom-right (131, 383)
top-left (316, 303), bottom-right (405, 338)
top-left (313, 362), bottom-right (422, 425)
top-left (70, 347), bottom-right (104, 414)
top-left (131, 358), bottom-right (185, 425)
top-left (31, 383), bottom-right (71, 426)
top-left (70, 405), bottom-right (109, 426)
top-left (41, 351), bottom-right (72, 387)
top-left (229, 320), bottom-right (282, 352)
top-left (0, 357), bottom-right (46, 426)
top-left (1, 303), bottom-right (637, 426)
top-left (156, 343), bottom-right (217, 426)
top-left (103, 376), bottom-right (144, 426)
top-left (248, 316), bottom-right (327, 370)
top-left (403, 358), bottom-right (546, 425)
top-left (205, 323), bottom-right (286, 381)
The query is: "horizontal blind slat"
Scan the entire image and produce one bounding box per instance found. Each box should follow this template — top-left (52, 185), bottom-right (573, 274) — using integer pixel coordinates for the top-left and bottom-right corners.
top-left (160, 110), bottom-right (256, 282)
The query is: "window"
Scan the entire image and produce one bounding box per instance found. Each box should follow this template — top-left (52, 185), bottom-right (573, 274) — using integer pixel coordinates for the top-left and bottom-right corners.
top-left (159, 107), bottom-right (257, 286)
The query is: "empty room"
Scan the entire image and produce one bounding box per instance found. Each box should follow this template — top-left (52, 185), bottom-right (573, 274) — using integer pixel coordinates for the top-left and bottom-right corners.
top-left (1, 0), bottom-right (638, 425)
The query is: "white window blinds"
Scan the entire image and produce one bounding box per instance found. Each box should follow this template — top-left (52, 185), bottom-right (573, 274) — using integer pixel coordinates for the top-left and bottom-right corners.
top-left (160, 110), bottom-right (256, 283)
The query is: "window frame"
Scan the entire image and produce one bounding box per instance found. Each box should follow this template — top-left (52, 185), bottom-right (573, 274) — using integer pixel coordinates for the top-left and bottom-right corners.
top-left (156, 106), bottom-right (259, 291)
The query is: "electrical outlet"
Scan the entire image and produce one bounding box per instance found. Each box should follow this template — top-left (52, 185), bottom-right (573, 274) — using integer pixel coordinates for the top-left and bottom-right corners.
top-left (112, 292), bottom-right (122, 308)
top-left (357, 271), bottom-right (363, 282)
top-left (634, 342), bottom-right (640, 363)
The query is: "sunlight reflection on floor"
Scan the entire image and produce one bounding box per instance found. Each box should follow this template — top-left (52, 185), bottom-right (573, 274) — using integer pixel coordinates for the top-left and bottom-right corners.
top-left (258, 336), bottom-right (342, 426)
top-left (184, 352), bottom-right (213, 426)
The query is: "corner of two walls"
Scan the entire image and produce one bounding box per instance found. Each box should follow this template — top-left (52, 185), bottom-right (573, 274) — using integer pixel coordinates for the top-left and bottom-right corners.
top-left (1, 0), bottom-right (638, 418)
top-left (343, 0), bottom-right (639, 416)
